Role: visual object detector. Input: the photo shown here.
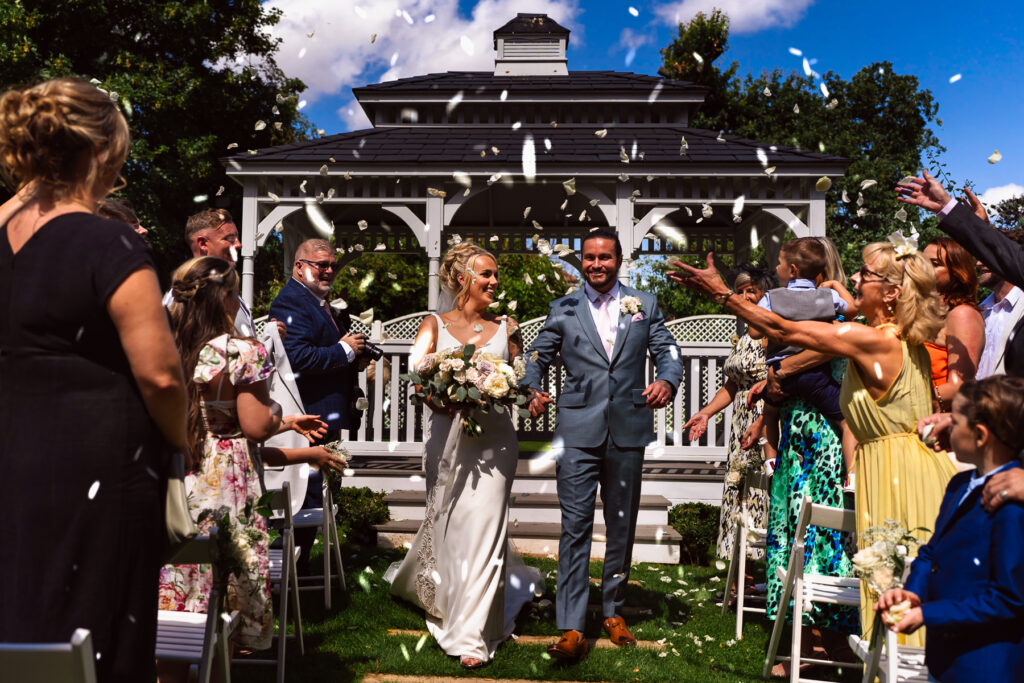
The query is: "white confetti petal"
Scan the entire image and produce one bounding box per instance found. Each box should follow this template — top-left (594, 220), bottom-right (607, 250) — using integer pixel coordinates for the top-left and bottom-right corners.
top-left (793, 103), bottom-right (800, 114)
top-left (860, 179), bottom-right (877, 191)
top-left (594, 128), bottom-right (607, 138)
top-left (628, 6), bottom-right (639, 16)
top-left (523, 206), bottom-right (532, 219)
top-left (357, 220), bottom-right (368, 230)
top-left (763, 86), bottom-right (772, 97)
top-left (949, 73), bottom-right (962, 83)
top-left (192, 194), bottom-right (208, 203)
top-left (815, 176), bottom-right (832, 192)
top-left (988, 150), bottom-right (1002, 164)
top-left (521, 134), bottom-right (536, 180)
top-left (459, 35), bottom-right (475, 56)
top-left (88, 480), bottom-right (100, 499)
top-left (359, 309), bottom-right (374, 326)
top-left (562, 178), bottom-right (576, 195)
top-left (254, 120), bottom-right (266, 131)
top-left (789, 47), bottom-right (803, 56)
top-left (895, 207), bottom-right (908, 222)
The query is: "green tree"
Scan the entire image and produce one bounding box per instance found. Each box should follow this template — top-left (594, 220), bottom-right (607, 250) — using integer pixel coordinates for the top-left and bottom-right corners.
top-left (492, 254), bottom-right (576, 322)
top-left (660, 11), bottom-right (947, 273)
top-left (0, 0), bottom-right (313, 278)
top-left (991, 196), bottom-right (1024, 230)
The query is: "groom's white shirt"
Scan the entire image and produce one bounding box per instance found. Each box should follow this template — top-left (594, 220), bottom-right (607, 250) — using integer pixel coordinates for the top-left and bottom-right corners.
top-left (583, 280), bottom-right (621, 351)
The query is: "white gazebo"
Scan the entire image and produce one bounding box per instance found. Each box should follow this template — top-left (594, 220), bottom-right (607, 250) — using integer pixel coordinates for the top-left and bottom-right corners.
top-left (224, 13), bottom-right (848, 462)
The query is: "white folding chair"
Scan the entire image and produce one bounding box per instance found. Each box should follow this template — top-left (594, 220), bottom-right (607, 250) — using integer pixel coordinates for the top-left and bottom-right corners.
top-left (294, 478), bottom-right (347, 608)
top-left (236, 481), bottom-right (303, 683)
top-left (763, 496), bottom-right (861, 682)
top-left (0, 628), bottom-right (98, 683)
top-left (850, 627), bottom-right (929, 683)
top-left (157, 531), bottom-right (240, 683)
top-left (720, 470), bottom-right (770, 639)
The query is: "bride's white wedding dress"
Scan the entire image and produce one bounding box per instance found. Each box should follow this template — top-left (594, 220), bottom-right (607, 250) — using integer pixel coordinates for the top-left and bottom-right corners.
top-left (386, 314), bottom-right (543, 661)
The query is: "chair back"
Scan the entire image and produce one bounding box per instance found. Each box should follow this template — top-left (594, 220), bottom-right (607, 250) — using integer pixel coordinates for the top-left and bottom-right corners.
top-left (0, 628), bottom-right (98, 683)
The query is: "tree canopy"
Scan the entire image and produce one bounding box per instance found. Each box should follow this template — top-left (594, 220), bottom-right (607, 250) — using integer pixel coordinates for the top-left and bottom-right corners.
top-left (659, 10), bottom-right (948, 274)
top-left (0, 0), bottom-right (312, 276)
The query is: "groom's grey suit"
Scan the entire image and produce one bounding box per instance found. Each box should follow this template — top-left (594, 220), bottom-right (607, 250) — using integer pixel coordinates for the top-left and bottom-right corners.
top-left (522, 283), bottom-right (682, 630)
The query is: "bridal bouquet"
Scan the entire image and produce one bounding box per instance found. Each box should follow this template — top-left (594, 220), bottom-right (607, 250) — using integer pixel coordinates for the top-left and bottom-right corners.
top-left (401, 344), bottom-right (531, 436)
top-left (852, 519), bottom-right (924, 625)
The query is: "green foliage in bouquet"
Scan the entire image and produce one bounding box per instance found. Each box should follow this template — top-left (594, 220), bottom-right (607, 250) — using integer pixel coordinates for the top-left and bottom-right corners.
top-left (669, 502), bottom-right (720, 566)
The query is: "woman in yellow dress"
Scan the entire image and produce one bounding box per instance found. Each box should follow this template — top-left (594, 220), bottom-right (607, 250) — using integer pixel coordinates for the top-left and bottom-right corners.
top-left (671, 237), bottom-right (958, 647)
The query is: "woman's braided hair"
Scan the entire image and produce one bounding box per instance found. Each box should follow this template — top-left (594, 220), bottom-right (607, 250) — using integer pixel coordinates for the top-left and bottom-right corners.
top-left (168, 256), bottom-right (241, 466)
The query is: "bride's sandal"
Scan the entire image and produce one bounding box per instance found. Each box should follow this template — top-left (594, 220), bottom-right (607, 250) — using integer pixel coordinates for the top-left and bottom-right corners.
top-left (460, 656), bottom-right (486, 670)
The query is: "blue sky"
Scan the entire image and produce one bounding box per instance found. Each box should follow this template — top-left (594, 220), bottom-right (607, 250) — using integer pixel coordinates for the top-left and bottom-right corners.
top-left (269, 0), bottom-right (1021, 206)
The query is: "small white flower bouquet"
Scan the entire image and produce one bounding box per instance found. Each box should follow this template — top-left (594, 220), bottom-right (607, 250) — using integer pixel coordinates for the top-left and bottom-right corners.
top-left (401, 343), bottom-right (531, 436)
top-left (852, 519), bottom-right (925, 625)
top-left (619, 295), bottom-right (643, 315)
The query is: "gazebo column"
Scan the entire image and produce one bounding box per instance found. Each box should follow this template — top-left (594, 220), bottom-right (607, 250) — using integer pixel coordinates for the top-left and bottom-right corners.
top-left (239, 178), bottom-right (259, 307)
top-left (808, 190), bottom-right (827, 237)
top-left (615, 184), bottom-right (634, 285)
top-left (427, 196), bottom-right (444, 310)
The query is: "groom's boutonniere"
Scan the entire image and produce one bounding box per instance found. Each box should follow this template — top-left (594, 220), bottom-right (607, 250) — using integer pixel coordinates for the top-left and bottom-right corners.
top-left (619, 296), bottom-right (642, 315)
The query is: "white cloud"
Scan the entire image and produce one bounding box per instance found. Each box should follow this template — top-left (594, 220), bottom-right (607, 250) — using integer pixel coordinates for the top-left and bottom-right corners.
top-left (978, 183), bottom-right (1024, 209)
top-left (264, 0), bottom-right (581, 130)
top-left (652, 0), bottom-right (815, 34)
top-left (617, 28), bottom-right (653, 67)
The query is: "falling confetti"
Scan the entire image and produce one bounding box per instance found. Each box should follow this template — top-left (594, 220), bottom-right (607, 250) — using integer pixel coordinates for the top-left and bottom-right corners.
top-left (763, 86), bottom-right (772, 97)
top-left (359, 309), bottom-right (374, 326)
top-left (594, 129), bottom-right (608, 138)
top-left (825, 98), bottom-right (839, 110)
top-left (357, 220), bottom-right (368, 230)
top-left (487, 173), bottom-right (502, 185)
top-left (988, 150), bottom-right (1002, 164)
top-left (628, 6), bottom-right (639, 16)
top-left (193, 194), bottom-right (208, 203)
top-left (842, 189), bottom-right (850, 203)
top-left (895, 207), bottom-right (908, 222)
top-left (532, 219), bottom-right (544, 231)
top-left (374, 243), bottom-right (386, 251)
top-left (802, 58), bottom-right (813, 77)
top-left (860, 179), bottom-right (877, 191)
top-left (562, 178), bottom-right (576, 195)
top-left (88, 481), bottom-right (100, 499)
top-left (216, 186), bottom-right (225, 197)
top-left (473, 323), bottom-right (483, 333)
top-left (949, 73), bottom-right (962, 83)
top-left (267, 192), bottom-right (280, 203)
top-left (701, 203), bottom-right (713, 218)
top-left (619, 146), bottom-right (630, 163)
top-left (715, 131), bottom-right (726, 143)
top-left (446, 91), bottom-right (463, 115)
top-left (226, 142), bottom-right (238, 150)
top-left (679, 135), bottom-right (688, 155)
top-left (789, 47), bottom-right (803, 56)
top-left (815, 176), bottom-right (832, 192)
top-left (523, 206), bottom-right (532, 219)
top-left (427, 187), bottom-right (447, 198)
top-left (793, 103), bottom-right (800, 114)
top-left (764, 166), bottom-right (776, 176)
top-left (491, 146), bottom-right (500, 155)
top-left (521, 135), bottom-right (536, 180)
top-left (460, 35), bottom-right (475, 56)
top-left (370, 33), bottom-right (377, 43)
top-left (254, 120), bottom-right (267, 131)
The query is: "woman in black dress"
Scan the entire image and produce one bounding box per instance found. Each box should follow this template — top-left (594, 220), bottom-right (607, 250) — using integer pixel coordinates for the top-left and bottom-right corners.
top-left (0, 78), bottom-right (187, 682)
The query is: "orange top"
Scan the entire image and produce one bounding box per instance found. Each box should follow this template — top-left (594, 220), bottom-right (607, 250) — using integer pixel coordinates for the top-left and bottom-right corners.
top-left (923, 341), bottom-right (948, 389)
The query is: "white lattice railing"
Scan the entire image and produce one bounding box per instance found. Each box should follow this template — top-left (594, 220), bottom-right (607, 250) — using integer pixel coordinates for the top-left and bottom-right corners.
top-left (255, 312), bottom-right (739, 462)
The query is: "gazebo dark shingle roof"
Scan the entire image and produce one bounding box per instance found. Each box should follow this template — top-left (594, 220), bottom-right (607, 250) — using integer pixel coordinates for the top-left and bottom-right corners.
top-left (226, 126), bottom-right (845, 167)
top-left (353, 71), bottom-right (706, 96)
top-left (492, 13), bottom-right (570, 39)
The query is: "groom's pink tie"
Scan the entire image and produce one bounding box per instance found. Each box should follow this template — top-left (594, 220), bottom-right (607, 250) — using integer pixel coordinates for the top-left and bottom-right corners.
top-left (596, 292), bottom-right (614, 357)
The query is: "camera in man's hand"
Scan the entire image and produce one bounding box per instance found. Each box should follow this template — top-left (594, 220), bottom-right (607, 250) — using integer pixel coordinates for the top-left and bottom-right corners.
top-left (362, 340), bottom-right (384, 361)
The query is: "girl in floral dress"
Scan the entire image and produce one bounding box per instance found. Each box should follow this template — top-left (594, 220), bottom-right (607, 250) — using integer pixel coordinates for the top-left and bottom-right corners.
top-left (157, 257), bottom-right (342, 678)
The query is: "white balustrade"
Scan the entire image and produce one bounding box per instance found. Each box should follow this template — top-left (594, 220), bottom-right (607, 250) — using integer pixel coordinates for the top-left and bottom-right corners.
top-left (255, 313), bottom-right (739, 462)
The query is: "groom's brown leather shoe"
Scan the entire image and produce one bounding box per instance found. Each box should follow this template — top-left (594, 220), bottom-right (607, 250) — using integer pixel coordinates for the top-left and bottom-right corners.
top-left (602, 616), bottom-right (637, 647)
top-left (547, 630), bottom-right (589, 661)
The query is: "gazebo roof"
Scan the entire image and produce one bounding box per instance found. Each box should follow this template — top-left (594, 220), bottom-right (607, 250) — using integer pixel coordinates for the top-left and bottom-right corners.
top-left (353, 70), bottom-right (706, 98)
top-left (224, 125), bottom-right (846, 172)
top-left (492, 12), bottom-right (571, 41)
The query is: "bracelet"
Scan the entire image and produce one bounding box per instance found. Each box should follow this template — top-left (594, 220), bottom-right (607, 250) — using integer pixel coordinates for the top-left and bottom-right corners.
top-left (712, 289), bottom-right (736, 305)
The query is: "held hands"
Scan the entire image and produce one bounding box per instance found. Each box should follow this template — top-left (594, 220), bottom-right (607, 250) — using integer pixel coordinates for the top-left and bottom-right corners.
top-left (916, 412), bottom-right (952, 452)
top-left (342, 332), bottom-right (367, 354)
top-left (895, 170), bottom-right (952, 214)
top-left (874, 588), bottom-right (924, 635)
top-left (962, 186), bottom-right (990, 222)
top-left (269, 318), bottom-right (287, 339)
top-left (642, 380), bottom-right (673, 409)
top-left (283, 414), bottom-right (328, 443)
top-left (527, 389), bottom-right (553, 418)
top-left (667, 253), bottom-right (730, 299)
top-left (981, 468), bottom-right (1024, 512)
top-left (682, 412), bottom-right (709, 441)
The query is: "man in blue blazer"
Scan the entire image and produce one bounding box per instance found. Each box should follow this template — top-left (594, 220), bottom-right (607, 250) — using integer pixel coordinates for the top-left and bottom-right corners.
top-left (269, 238), bottom-right (367, 438)
top-left (522, 229), bottom-right (683, 661)
top-left (876, 379), bottom-right (1024, 681)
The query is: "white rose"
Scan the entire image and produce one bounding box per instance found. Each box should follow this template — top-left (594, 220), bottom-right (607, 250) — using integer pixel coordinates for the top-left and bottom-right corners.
top-left (513, 356), bottom-right (526, 380)
top-left (453, 371), bottom-right (467, 384)
top-left (852, 547), bottom-right (881, 571)
top-left (500, 363), bottom-right (517, 384)
top-left (449, 358), bottom-right (465, 372)
top-left (884, 599), bottom-right (912, 625)
top-left (438, 359), bottom-right (453, 372)
top-left (869, 566), bottom-right (895, 593)
top-left (725, 471), bottom-right (742, 487)
top-left (466, 367), bottom-right (481, 384)
top-left (482, 371), bottom-right (510, 399)
top-left (896, 544), bottom-right (908, 558)
top-left (872, 540), bottom-right (890, 556)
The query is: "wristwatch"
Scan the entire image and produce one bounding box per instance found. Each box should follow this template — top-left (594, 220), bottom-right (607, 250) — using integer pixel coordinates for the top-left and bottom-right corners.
top-left (712, 289), bottom-right (736, 305)
top-left (769, 359), bottom-right (787, 381)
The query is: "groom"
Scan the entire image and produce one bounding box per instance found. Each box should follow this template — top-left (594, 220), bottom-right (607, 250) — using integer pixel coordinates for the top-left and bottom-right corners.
top-left (522, 229), bottom-right (683, 660)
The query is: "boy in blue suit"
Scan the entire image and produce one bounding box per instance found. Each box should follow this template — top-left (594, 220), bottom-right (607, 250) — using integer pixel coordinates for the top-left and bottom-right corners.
top-left (876, 375), bottom-right (1024, 682)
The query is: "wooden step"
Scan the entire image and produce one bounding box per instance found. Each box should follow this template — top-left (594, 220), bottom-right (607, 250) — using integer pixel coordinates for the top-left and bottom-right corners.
top-left (385, 489), bottom-right (672, 526)
top-left (375, 519), bottom-right (682, 564)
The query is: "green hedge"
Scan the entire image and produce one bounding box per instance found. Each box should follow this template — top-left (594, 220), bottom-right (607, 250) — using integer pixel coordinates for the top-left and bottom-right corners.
top-left (332, 486), bottom-right (390, 546)
top-left (668, 502), bottom-right (720, 566)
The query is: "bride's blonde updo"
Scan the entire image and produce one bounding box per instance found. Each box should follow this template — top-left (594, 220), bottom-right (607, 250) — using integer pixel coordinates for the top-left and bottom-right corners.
top-left (0, 78), bottom-right (130, 202)
top-left (440, 241), bottom-right (496, 309)
top-left (862, 242), bottom-right (946, 345)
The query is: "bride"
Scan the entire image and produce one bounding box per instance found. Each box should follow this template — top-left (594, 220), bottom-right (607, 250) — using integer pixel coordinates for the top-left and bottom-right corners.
top-left (386, 241), bottom-right (543, 669)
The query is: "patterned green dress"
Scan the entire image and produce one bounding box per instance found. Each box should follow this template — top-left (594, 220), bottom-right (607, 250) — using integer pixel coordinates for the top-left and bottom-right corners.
top-left (764, 359), bottom-right (859, 633)
top-left (716, 333), bottom-right (768, 560)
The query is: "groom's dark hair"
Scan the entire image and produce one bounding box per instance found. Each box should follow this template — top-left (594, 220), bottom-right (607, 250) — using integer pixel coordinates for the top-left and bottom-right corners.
top-left (581, 229), bottom-right (622, 259)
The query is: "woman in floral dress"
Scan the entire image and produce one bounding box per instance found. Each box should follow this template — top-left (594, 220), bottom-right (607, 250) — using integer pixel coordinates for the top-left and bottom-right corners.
top-left (683, 265), bottom-right (774, 560)
top-left (157, 257), bottom-right (338, 678)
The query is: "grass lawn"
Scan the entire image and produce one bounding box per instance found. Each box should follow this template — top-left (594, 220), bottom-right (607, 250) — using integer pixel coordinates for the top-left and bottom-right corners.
top-left (233, 543), bottom-right (861, 682)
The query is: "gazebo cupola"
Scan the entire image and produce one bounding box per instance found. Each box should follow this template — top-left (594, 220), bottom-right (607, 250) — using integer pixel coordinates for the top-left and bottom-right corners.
top-left (493, 13), bottom-right (570, 76)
